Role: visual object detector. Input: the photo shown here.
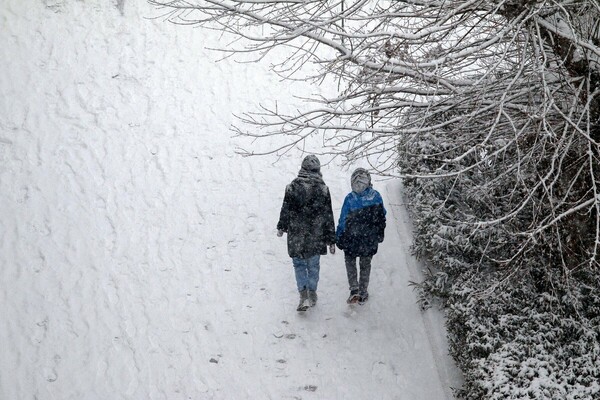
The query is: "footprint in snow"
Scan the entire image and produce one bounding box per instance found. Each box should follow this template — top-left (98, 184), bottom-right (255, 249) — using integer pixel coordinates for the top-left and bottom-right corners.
top-left (272, 333), bottom-right (296, 339)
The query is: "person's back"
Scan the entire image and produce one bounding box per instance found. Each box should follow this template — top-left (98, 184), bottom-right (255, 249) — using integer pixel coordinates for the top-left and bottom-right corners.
top-left (337, 186), bottom-right (386, 257)
top-left (281, 173), bottom-right (334, 258)
top-left (277, 155), bottom-right (335, 311)
top-left (336, 168), bottom-right (386, 304)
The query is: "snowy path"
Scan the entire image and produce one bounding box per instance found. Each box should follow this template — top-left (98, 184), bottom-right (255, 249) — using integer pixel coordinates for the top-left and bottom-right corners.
top-left (0, 1), bottom-right (461, 399)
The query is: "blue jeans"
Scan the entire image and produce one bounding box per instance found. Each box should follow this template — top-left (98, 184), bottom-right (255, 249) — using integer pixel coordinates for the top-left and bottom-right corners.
top-left (292, 255), bottom-right (320, 292)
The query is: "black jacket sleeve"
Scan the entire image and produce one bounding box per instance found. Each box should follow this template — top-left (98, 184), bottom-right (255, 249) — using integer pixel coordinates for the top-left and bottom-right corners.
top-left (377, 204), bottom-right (386, 243)
top-left (277, 185), bottom-right (291, 232)
top-left (323, 188), bottom-right (336, 245)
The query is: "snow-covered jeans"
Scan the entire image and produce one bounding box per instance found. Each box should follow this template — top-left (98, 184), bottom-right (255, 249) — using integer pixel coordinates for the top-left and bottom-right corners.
top-left (292, 255), bottom-right (320, 292)
top-left (344, 254), bottom-right (372, 295)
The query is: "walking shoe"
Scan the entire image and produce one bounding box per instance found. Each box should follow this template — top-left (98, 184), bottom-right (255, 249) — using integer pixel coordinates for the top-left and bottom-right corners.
top-left (358, 292), bottom-right (369, 305)
top-left (297, 290), bottom-right (310, 311)
top-left (346, 290), bottom-right (360, 304)
top-left (308, 290), bottom-right (318, 307)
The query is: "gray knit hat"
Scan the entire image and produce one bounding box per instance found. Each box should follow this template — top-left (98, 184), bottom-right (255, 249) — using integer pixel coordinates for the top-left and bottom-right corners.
top-left (301, 155), bottom-right (321, 172)
top-left (351, 168), bottom-right (371, 193)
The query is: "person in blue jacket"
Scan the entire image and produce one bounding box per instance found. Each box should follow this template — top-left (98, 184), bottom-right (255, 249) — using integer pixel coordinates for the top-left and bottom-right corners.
top-left (336, 168), bottom-right (386, 304)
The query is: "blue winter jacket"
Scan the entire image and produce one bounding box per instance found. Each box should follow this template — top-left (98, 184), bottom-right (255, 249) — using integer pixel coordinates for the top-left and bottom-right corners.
top-left (336, 187), bottom-right (386, 257)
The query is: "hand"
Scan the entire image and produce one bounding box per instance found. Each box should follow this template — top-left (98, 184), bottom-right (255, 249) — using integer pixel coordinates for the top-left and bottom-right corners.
top-left (277, 230), bottom-right (284, 237)
top-left (329, 244), bottom-right (336, 254)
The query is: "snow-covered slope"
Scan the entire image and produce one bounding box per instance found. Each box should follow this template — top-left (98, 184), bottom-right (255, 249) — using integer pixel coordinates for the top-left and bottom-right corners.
top-left (0, 1), bottom-right (461, 398)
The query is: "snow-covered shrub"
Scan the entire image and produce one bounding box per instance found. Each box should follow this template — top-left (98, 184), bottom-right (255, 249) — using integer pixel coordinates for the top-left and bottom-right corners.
top-left (399, 105), bottom-right (600, 398)
top-left (444, 273), bottom-right (600, 399)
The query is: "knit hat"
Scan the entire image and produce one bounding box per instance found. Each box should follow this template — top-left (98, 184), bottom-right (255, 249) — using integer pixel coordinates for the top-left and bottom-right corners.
top-left (351, 168), bottom-right (371, 193)
top-left (301, 155), bottom-right (321, 172)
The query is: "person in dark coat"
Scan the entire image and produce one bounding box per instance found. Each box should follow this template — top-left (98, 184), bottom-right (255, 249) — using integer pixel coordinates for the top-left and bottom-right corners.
top-left (277, 155), bottom-right (336, 311)
top-left (336, 168), bottom-right (386, 304)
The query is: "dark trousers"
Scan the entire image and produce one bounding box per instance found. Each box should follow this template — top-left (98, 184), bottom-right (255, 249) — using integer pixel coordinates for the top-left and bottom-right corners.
top-left (344, 254), bottom-right (372, 294)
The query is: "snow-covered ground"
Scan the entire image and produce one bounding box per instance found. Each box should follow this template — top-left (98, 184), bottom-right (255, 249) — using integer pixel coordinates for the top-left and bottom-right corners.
top-left (0, 1), bottom-right (461, 399)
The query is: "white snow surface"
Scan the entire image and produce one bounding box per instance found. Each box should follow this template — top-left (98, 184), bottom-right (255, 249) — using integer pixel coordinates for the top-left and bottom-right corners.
top-left (0, 1), bottom-right (462, 399)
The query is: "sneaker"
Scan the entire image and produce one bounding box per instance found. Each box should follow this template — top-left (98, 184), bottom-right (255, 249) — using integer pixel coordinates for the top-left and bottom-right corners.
top-left (308, 290), bottom-right (318, 307)
top-left (346, 290), bottom-right (360, 304)
top-left (358, 292), bottom-right (369, 305)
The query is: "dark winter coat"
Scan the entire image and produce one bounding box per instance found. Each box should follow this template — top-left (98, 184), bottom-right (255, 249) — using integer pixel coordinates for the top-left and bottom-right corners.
top-left (277, 171), bottom-right (336, 259)
top-left (336, 187), bottom-right (386, 257)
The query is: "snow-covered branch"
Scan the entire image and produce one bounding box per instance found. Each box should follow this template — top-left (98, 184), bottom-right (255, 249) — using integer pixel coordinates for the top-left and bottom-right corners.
top-left (149, 0), bottom-right (600, 271)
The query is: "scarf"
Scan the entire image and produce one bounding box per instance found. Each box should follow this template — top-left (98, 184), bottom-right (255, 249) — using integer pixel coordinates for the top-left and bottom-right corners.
top-left (297, 155), bottom-right (324, 184)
